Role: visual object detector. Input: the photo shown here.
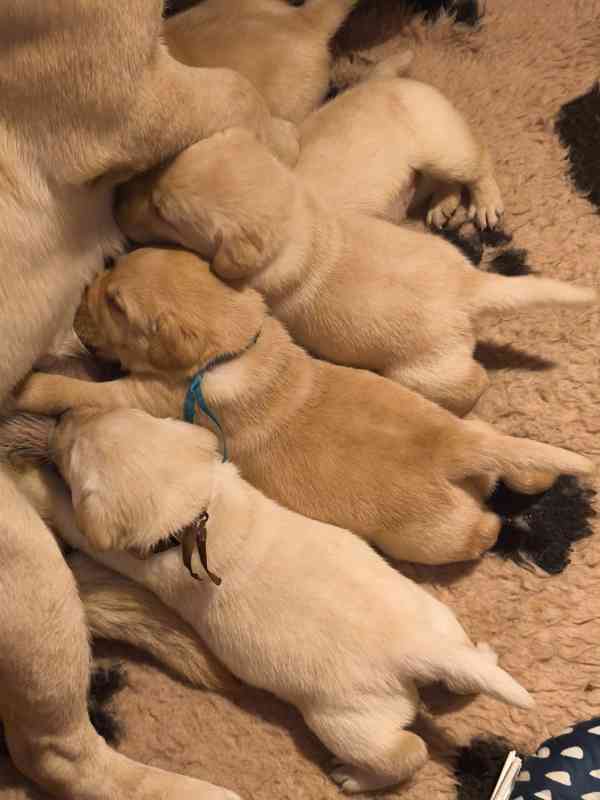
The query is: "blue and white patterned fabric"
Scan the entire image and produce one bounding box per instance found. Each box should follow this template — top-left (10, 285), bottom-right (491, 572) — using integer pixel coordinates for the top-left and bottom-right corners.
top-left (511, 718), bottom-right (600, 800)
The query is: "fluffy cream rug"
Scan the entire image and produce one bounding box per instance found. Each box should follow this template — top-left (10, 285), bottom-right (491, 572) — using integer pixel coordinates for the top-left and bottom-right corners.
top-left (1, 1), bottom-right (599, 797)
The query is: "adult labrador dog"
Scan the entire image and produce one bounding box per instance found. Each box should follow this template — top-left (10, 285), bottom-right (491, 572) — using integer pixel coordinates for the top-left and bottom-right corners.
top-left (0, 0), bottom-right (299, 797)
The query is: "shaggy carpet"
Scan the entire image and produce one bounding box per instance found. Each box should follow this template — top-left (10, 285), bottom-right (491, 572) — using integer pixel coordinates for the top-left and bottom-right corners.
top-left (2, 1), bottom-right (599, 798)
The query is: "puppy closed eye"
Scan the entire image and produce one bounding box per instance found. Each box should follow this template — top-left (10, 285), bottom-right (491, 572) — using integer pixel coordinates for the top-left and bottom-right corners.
top-left (106, 287), bottom-right (126, 316)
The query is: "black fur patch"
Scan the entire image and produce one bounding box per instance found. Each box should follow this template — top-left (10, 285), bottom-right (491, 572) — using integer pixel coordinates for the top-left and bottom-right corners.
top-left (0, 664), bottom-right (126, 759)
top-left (479, 228), bottom-right (513, 249)
top-left (433, 225), bottom-right (513, 267)
top-left (556, 83), bottom-right (600, 212)
top-left (488, 476), bottom-right (597, 575)
top-left (435, 226), bottom-right (484, 265)
top-left (488, 248), bottom-right (532, 276)
top-left (454, 737), bottom-right (523, 800)
top-left (90, 664), bottom-right (127, 704)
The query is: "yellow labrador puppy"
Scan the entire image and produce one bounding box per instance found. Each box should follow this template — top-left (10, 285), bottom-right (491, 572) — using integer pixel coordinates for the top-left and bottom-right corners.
top-left (298, 52), bottom-right (502, 228)
top-left (164, 0), bottom-right (358, 124)
top-left (0, 0), bottom-right (301, 796)
top-left (115, 131), bottom-right (595, 415)
top-left (15, 249), bottom-right (594, 565)
top-left (15, 408), bottom-right (533, 794)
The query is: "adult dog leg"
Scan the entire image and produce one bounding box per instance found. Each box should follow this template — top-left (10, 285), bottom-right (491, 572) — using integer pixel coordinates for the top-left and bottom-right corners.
top-left (0, 467), bottom-right (240, 800)
top-left (127, 47), bottom-right (299, 172)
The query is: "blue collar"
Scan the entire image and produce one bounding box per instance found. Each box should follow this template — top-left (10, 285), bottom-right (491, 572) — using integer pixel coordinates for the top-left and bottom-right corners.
top-left (182, 330), bottom-right (261, 463)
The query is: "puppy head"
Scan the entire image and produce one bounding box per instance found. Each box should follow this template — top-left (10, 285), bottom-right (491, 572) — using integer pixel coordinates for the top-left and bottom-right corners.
top-left (116, 129), bottom-right (297, 281)
top-left (53, 407), bottom-right (220, 554)
top-left (82, 247), bottom-right (266, 375)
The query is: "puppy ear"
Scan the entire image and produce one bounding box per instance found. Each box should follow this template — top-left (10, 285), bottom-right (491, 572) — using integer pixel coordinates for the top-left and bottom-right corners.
top-left (148, 311), bottom-right (205, 371)
top-left (212, 226), bottom-right (264, 281)
top-left (74, 493), bottom-right (114, 551)
top-left (105, 283), bottom-right (151, 334)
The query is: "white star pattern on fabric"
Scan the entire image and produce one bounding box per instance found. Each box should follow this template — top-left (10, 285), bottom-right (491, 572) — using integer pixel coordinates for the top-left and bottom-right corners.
top-left (561, 747), bottom-right (584, 759)
top-left (509, 718), bottom-right (600, 800)
top-left (545, 772), bottom-right (572, 787)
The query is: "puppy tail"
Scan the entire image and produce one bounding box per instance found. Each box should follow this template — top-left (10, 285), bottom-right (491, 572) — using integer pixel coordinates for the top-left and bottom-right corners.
top-left (405, 640), bottom-right (533, 709)
top-left (445, 418), bottom-right (594, 492)
top-left (470, 272), bottom-right (596, 315)
top-left (69, 553), bottom-right (240, 694)
top-left (301, 0), bottom-right (359, 37)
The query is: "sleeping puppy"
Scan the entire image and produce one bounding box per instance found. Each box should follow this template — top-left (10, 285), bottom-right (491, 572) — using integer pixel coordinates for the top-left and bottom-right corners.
top-left (297, 52), bottom-right (502, 228)
top-left (164, 0), bottom-right (358, 124)
top-left (115, 130), bottom-right (596, 415)
top-left (20, 407), bottom-right (534, 794)
top-left (14, 248), bottom-right (595, 565)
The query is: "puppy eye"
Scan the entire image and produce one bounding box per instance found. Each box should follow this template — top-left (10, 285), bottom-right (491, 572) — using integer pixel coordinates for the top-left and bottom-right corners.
top-left (107, 294), bottom-right (123, 313)
top-left (106, 289), bottom-right (126, 316)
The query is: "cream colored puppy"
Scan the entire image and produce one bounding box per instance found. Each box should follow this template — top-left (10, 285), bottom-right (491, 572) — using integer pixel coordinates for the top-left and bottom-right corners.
top-left (21, 407), bottom-right (533, 794)
top-left (165, 0), bottom-right (358, 124)
top-left (115, 131), bottom-right (595, 415)
top-left (15, 249), bottom-right (595, 566)
top-left (298, 52), bottom-right (502, 228)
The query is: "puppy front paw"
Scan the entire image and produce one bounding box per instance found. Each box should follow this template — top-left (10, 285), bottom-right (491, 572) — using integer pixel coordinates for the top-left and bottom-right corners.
top-left (427, 184), bottom-right (463, 229)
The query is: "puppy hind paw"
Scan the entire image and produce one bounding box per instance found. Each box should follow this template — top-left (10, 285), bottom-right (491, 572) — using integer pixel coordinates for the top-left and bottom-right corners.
top-left (330, 765), bottom-right (399, 794)
top-left (468, 180), bottom-right (504, 230)
top-left (426, 185), bottom-right (463, 229)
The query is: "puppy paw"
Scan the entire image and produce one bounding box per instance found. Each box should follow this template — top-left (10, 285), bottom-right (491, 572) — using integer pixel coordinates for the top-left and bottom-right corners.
top-left (468, 178), bottom-right (504, 230)
top-left (426, 184), bottom-right (463, 229)
top-left (331, 764), bottom-right (397, 794)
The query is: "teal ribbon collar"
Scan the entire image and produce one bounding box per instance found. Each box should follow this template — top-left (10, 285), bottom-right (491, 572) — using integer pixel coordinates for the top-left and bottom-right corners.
top-left (182, 330), bottom-right (261, 462)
